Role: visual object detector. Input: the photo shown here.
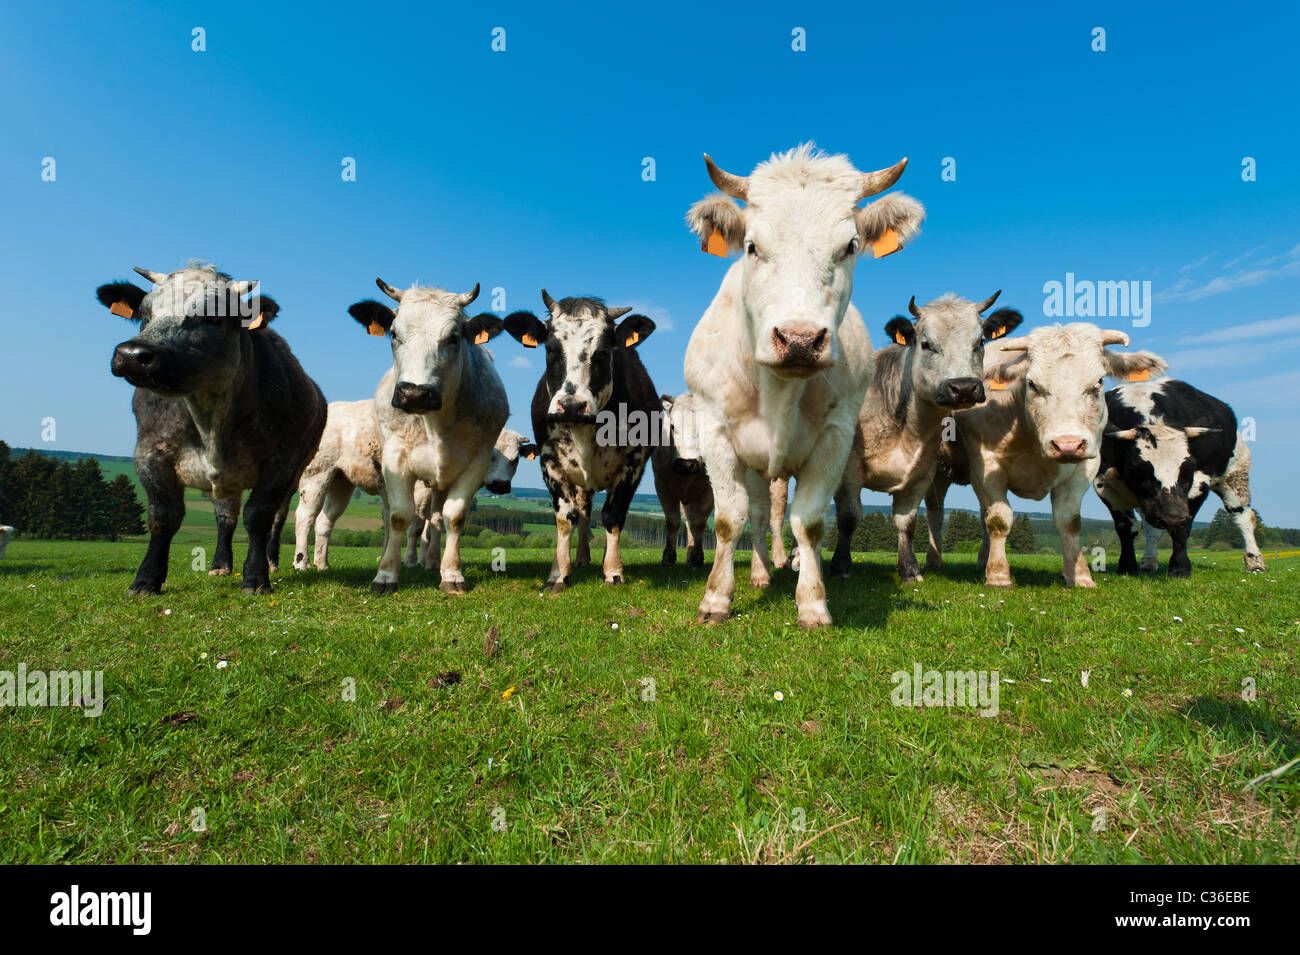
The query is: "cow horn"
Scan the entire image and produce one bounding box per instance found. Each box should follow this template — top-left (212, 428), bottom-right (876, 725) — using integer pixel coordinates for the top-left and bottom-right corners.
top-left (1183, 426), bottom-right (1221, 438)
top-left (1105, 428), bottom-right (1140, 441)
top-left (908, 296), bottom-right (923, 320)
top-left (704, 153), bottom-right (749, 201)
top-left (1100, 329), bottom-right (1130, 347)
top-left (457, 283), bottom-right (481, 308)
top-left (975, 290), bottom-right (1002, 313)
top-left (606, 306), bottom-right (632, 320)
top-left (132, 267), bottom-right (168, 284)
top-left (228, 280), bottom-right (258, 297)
top-left (858, 157), bottom-right (908, 200)
top-left (996, 338), bottom-right (1029, 352)
top-left (541, 289), bottom-right (559, 314)
top-left (376, 277), bottom-right (404, 303)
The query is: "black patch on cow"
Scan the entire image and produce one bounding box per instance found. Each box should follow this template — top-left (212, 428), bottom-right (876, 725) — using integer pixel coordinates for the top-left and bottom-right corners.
top-left (883, 315), bottom-right (915, 347)
top-left (96, 281), bottom-right (148, 320)
top-left (464, 312), bottom-right (504, 343)
top-left (348, 299), bottom-right (396, 334)
top-left (872, 343), bottom-right (915, 425)
top-left (982, 308), bottom-right (1023, 341)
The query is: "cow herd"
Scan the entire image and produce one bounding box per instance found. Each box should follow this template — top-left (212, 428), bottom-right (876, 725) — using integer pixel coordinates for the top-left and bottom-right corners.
top-left (91, 144), bottom-right (1266, 630)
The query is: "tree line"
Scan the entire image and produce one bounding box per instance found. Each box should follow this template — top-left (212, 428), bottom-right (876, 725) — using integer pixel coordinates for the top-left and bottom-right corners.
top-left (0, 442), bottom-right (146, 541)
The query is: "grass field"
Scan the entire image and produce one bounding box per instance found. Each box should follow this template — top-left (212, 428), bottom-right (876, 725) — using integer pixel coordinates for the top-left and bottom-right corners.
top-left (1, 537), bottom-right (1297, 864)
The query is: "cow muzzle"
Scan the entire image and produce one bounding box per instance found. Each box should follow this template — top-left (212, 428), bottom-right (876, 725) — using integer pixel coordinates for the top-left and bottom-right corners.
top-left (486, 480), bottom-right (511, 495)
top-left (672, 457), bottom-right (704, 476)
top-left (548, 394), bottom-right (597, 424)
top-left (938, 377), bottom-right (985, 408)
top-left (392, 381), bottom-right (442, 413)
top-left (1047, 435), bottom-right (1092, 462)
top-left (111, 341), bottom-right (176, 391)
top-left (764, 324), bottom-right (831, 376)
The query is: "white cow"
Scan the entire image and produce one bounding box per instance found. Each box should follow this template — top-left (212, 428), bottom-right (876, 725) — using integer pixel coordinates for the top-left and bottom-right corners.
top-left (348, 279), bottom-right (508, 594)
top-left (683, 144), bottom-right (924, 629)
top-left (957, 323), bottom-right (1166, 587)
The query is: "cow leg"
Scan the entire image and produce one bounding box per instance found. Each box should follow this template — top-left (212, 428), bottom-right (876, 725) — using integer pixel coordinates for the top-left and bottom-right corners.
top-left (789, 466), bottom-right (839, 631)
top-left (311, 476), bottom-right (351, 570)
top-left (546, 480), bottom-right (586, 594)
top-left (978, 484), bottom-right (1014, 588)
top-left (1215, 445), bottom-right (1264, 572)
top-left (746, 471), bottom-right (774, 589)
top-left (684, 494), bottom-right (712, 568)
top-left (923, 477), bottom-right (949, 571)
top-left (574, 491), bottom-right (594, 568)
top-left (1140, 517), bottom-right (1161, 572)
top-left (1168, 519), bottom-right (1193, 577)
top-left (893, 484), bottom-right (927, 583)
top-left (420, 492), bottom-right (445, 573)
top-left (130, 459), bottom-right (185, 595)
top-left (1108, 506), bottom-right (1139, 575)
top-left (240, 477), bottom-right (293, 595)
top-left (267, 494), bottom-right (291, 574)
top-left (828, 479), bottom-right (861, 580)
top-left (601, 459), bottom-right (645, 585)
top-left (440, 465), bottom-right (485, 595)
top-left (769, 478), bottom-right (790, 570)
top-left (696, 451), bottom-right (748, 625)
top-left (661, 495), bottom-right (682, 564)
top-left (210, 495), bottom-right (240, 577)
top-left (372, 459), bottom-right (416, 595)
top-left (294, 468), bottom-right (333, 571)
top-left (405, 483), bottom-right (429, 568)
top-left (1052, 471), bottom-right (1095, 588)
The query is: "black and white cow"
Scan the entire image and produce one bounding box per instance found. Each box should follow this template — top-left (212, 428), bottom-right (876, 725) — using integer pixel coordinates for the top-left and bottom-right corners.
top-left (652, 392), bottom-right (714, 566)
top-left (1095, 379), bottom-right (1264, 577)
top-left (98, 264), bottom-right (327, 594)
top-left (503, 292), bottom-right (658, 592)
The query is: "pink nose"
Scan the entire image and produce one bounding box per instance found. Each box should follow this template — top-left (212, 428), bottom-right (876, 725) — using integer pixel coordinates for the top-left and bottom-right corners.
top-left (1050, 436), bottom-right (1086, 458)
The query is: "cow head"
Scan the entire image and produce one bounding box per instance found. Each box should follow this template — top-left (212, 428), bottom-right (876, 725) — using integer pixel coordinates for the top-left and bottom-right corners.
top-left (502, 293), bottom-right (655, 424)
top-left (98, 264), bottom-right (276, 397)
top-left (984, 324), bottom-right (1167, 462)
top-left (884, 292), bottom-right (1022, 409)
top-left (484, 429), bottom-right (538, 495)
top-left (349, 279), bottom-right (503, 414)
top-left (686, 144), bottom-right (924, 379)
top-left (1103, 420), bottom-right (1220, 528)
top-left (661, 392), bottom-right (705, 476)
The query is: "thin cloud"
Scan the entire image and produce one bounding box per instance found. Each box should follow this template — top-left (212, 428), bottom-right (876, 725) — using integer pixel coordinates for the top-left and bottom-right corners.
top-left (1160, 335), bottom-right (1300, 374)
top-left (1156, 244), bottom-right (1300, 304)
top-left (1180, 313), bottom-right (1300, 345)
top-left (626, 301), bottom-right (676, 333)
top-left (507, 355), bottom-right (533, 368)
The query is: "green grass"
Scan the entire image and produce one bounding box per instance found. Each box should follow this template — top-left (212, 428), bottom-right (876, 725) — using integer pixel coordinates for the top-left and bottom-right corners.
top-left (1, 538), bottom-right (1297, 863)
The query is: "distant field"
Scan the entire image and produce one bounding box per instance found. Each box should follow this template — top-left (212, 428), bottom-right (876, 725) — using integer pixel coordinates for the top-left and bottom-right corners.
top-left (1, 538), bottom-right (1296, 863)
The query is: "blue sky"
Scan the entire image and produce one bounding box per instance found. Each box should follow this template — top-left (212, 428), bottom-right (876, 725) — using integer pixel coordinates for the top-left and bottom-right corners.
top-left (2, 1), bottom-right (1298, 523)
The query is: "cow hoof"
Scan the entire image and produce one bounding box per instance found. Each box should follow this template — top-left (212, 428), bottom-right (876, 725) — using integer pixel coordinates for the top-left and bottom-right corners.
top-left (604, 575), bottom-right (623, 586)
top-left (546, 579), bottom-right (567, 595)
top-left (900, 573), bottom-right (924, 584)
top-left (439, 580), bottom-right (469, 595)
top-left (573, 557), bottom-right (590, 569)
top-left (1071, 577), bottom-right (1097, 589)
top-left (241, 582), bottom-right (273, 595)
top-left (986, 577), bottom-right (1013, 588)
top-left (925, 558), bottom-right (943, 571)
top-left (209, 567), bottom-right (231, 577)
top-left (371, 580), bottom-right (399, 595)
top-left (1168, 565), bottom-right (1191, 579)
top-left (127, 583), bottom-right (162, 596)
top-left (1118, 562), bottom-right (1140, 576)
top-left (695, 610), bottom-right (730, 624)
top-left (267, 562), bottom-right (278, 575)
top-left (1245, 557), bottom-right (1266, 573)
top-left (797, 613), bottom-right (832, 631)
top-left (661, 554), bottom-right (676, 565)
top-left (687, 552), bottom-right (704, 568)
top-left (750, 574), bottom-right (770, 589)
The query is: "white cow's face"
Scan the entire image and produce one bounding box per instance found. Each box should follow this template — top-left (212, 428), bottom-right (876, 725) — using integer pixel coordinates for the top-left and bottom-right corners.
top-left (662, 392), bottom-right (704, 474)
top-left (986, 324), bottom-right (1167, 462)
top-left (347, 280), bottom-right (502, 414)
top-left (483, 429), bottom-right (538, 494)
top-left (687, 145), bottom-right (925, 380)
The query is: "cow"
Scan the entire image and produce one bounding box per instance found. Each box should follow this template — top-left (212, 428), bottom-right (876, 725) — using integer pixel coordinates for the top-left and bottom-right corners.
top-left (952, 323), bottom-right (1167, 587)
top-left (501, 292), bottom-right (658, 593)
top-left (1095, 378), bottom-right (1264, 577)
top-left (652, 392), bottom-right (714, 566)
top-left (413, 428), bottom-right (538, 569)
top-left (682, 144), bottom-right (924, 629)
top-left (97, 263), bottom-right (326, 595)
top-left (0, 525), bottom-right (13, 560)
top-left (768, 293), bottom-right (1023, 581)
top-left (346, 279), bottom-right (508, 595)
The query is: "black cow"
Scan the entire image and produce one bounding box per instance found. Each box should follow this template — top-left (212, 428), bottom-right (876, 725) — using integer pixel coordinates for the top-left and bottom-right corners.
top-left (502, 291), bottom-right (658, 593)
top-left (97, 263), bottom-right (326, 595)
top-left (652, 392), bottom-right (714, 566)
top-left (1094, 378), bottom-right (1264, 577)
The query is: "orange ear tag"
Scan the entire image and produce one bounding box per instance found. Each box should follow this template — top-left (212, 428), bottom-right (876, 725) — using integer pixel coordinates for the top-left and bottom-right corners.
top-left (625, 331), bottom-right (640, 347)
top-left (704, 229), bottom-right (727, 257)
top-left (873, 228), bottom-right (900, 258)
top-left (474, 329), bottom-right (490, 345)
top-left (989, 377), bottom-right (1009, 391)
top-left (1126, 369), bottom-right (1151, 382)
top-left (521, 333), bottom-right (538, 348)
top-left (109, 301), bottom-right (134, 318)
top-left (526, 452), bottom-right (536, 460)
top-left (989, 326), bottom-right (1007, 340)
top-left (367, 320), bottom-right (386, 337)
top-left (247, 312), bottom-right (267, 331)
top-left (893, 330), bottom-right (908, 346)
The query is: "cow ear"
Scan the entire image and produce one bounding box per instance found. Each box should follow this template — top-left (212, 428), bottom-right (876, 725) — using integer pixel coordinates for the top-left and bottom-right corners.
top-left (503, 311), bottom-right (547, 348)
top-left (984, 353), bottom-right (1029, 391)
top-left (348, 299), bottom-right (396, 337)
top-left (686, 195), bottom-right (745, 255)
top-left (465, 312), bottom-right (504, 345)
top-left (884, 315), bottom-right (915, 347)
top-left (616, 314), bottom-right (655, 348)
top-left (96, 282), bottom-right (147, 321)
top-left (856, 192), bottom-right (925, 251)
top-left (245, 295), bottom-right (280, 331)
top-left (982, 308), bottom-right (1023, 342)
top-left (520, 442), bottom-right (539, 460)
top-left (1104, 349), bottom-right (1167, 382)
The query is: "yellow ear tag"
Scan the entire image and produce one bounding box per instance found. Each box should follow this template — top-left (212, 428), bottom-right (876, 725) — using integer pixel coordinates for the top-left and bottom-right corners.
top-left (367, 320), bottom-right (386, 337)
top-left (893, 330), bottom-right (908, 346)
top-left (704, 228), bottom-right (727, 257)
top-left (526, 452), bottom-right (536, 460)
top-left (247, 312), bottom-right (267, 331)
top-left (625, 330), bottom-right (640, 347)
top-left (989, 326), bottom-right (1007, 340)
top-left (873, 228), bottom-right (900, 258)
top-left (989, 377), bottom-right (1009, 391)
top-left (521, 333), bottom-right (538, 348)
top-left (109, 301), bottom-right (134, 318)
top-left (1126, 369), bottom-right (1151, 382)
top-left (474, 329), bottom-right (490, 345)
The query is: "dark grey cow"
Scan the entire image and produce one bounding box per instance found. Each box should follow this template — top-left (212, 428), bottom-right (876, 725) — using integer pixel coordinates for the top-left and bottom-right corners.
top-left (652, 392), bottom-right (714, 566)
top-left (98, 263), bottom-right (326, 594)
top-left (1096, 378), bottom-right (1264, 577)
top-left (502, 292), bottom-right (658, 592)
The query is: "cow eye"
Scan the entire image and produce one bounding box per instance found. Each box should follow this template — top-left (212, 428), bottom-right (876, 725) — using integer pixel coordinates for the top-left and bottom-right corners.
top-left (920, 340), bottom-right (934, 353)
top-left (745, 241), bottom-right (757, 257)
top-left (447, 331), bottom-right (460, 346)
top-left (845, 236), bottom-right (860, 257)
top-left (1026, 379), bottom-right (1041, 394)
